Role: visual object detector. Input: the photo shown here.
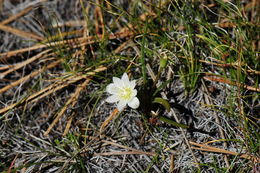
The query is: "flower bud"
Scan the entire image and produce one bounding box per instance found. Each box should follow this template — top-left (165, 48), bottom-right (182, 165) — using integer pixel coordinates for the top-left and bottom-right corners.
top-left (159, 54), bottom-right (168, 69)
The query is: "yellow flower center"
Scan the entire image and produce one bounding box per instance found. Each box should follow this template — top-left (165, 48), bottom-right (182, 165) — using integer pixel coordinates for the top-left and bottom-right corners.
top-left (118, 87), bottom-right (132, 100)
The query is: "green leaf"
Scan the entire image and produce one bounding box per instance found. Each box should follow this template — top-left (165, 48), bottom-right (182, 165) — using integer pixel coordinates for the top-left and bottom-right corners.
top-left (153, 97), bottom-right (171, 112)
top-left (159, 54), bottom-right (168, 69)
top-left (158, 116), bottom-right (189, 129)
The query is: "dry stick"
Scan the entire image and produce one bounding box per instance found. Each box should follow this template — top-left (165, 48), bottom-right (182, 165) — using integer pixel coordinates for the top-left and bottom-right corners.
top-left (102, 139), bottom-right (154, 155)
top-left (179, 56), bottom-right (260, 75)
top-left (102, 145), bottom-right (155, 157)
top-left (62, 78), bottom-right (90, 136)
top-left (52, 20), bottom-right (86, 28)
top-left (28, 75), bottom-right (87, 104)
top-left (44, 78), bottom-right (91, 136)
top-left (63, 114), bottom-right (74, 136)
top-left (0, 2), bottom-right (43, 42)
top-left (0, 64), bottom-right (14, 70)
top-left (204, 75), bottom-right (260, 92)
top-left (41, 29), bottom-right (84, 43)
top-left (0, 49), bottom-right (52, 78)
top-left (0, 6), bottom-right (33, 25)
top-left (94, 0), bottom-right (105, 37)
top-left (0, 102), bottom-right (20, 116)
top-left (0, 44), bottom-right (46, 59)
top-left (189, 141), bottom-right (260, 163)
top-left (81, 4), bottom-right (93, 62)
top-left (100, 108), bottom-right (119, 134)
top-left (93, 151), bottom-right (155, 156)
top-left (82, 1), bottom-right (94, 60)
top-left (0, 30), bottom-right (135, 59)
top-left (0, 0), bottom-right (47, 24)
top-left (146, 64), bottom-right (201, 170)
top-left (0, 60), bottom-right (60, 94)
top-left (43, 66), bottom-right (107, 136)
top-left (169, 154), bottom-right (175, 173)
top-left (200, 59), bottom-right (260, 75)
top-left (26, 75), bottom-right (78, 101)
top-left (0, 75), bottom-right (86, 114)
top-left (201, 79), bottom-right (230, 167)
top-left (0, 23), bottom-right (43, 40)
top-left (0, 60), bottom-right (61, 114)
top-left (79, 134), bottom-right (156, 157)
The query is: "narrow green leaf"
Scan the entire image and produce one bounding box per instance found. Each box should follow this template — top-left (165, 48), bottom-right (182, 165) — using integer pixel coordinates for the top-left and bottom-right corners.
top-left (158, 116), bottom-right (189, 129)
top-left (153, 97), bottom-right (171, 112)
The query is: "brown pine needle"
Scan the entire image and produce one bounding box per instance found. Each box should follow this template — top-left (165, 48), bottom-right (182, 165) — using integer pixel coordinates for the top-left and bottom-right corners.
top-left (0, 30), bottom-right (135, 59)
top-left (0, 75), bottom-right (86, 115)
top-left (0, 69), bottom-right (105, 115)
top-left (0, 101), bottom-right (20, 115)
top-left (63, 114), bottom-right (75, 136)
top-left (51, 20), bottom-right (86, 28)
top-left (190, 141), bottom-right (260, 163)
top-left (0, 23), bottom-right (43, 40)
top-left (179, 56), bottom-right (260, 75)
top-left (94, 0), bottom-right (105, 37)
top-left (0, 60), bottom-right (61, 94)
top-left (93, 151), bottom-right (155, 156)
top-left (44, 78), bottom-right (91, 136)
top-left (204, 75), bottom-right (260, 92)
top-left (0, 64), bottom-right (14, 70)
top-left (0, 49), bottom-right (52, 78)
top-left (100, 108), bottom-right (119, 134)
top-left (169, 154), bottom-right (175, 173)
top-left (79, 134), bottom-right (156, 157)
top-left (27, 75), bottom-right (86, 104)
top-left (0, 6), bottom-right (33, 25)
top-left (43, 66), bottom-right (106, 136)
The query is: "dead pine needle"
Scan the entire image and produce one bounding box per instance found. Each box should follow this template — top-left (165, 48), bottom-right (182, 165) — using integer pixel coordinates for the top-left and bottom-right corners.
top-left (100, 108), bottom-right (119, 134)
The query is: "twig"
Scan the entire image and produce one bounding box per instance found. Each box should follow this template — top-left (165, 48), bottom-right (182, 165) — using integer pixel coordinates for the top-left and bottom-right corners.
top-left (0, 6), bottom-right (33, 25)
top-left (78, 134), bottom-right (156, 157)
top-left (94, 151), bottom-right (155, 156)
top-left (204, 75), bottom-right (260, 92)
top-left (0, 30), bottom-right (135, 59)
top-left (0, 23), bottom-right (43, 40)
top-left (0, 60), bottom-right (61, 94)
top-left (190, 141), bottom-right (260, 163)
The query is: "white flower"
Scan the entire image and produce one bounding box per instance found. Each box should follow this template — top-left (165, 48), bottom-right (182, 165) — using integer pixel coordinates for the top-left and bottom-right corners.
top-left (106, 73), bottom-right (140, 111)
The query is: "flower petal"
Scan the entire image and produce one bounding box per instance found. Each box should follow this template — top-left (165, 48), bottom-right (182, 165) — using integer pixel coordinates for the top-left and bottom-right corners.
top-left (106, 95), bottom-right (119, 103)
top-left (117, 100), bottom-right (127, 111)
top-left (129, 80), bottom-right (136, 89)
top-left (106, 83), bottom-right (119, 94)
top-left (128, 97), bottom-right (140, 109)
top-left (132, 89), bottom-right (137, 97)
top-left (121, 73), bottom-right (130, 85)
top-left (113, 77), bottom-right (124, 88)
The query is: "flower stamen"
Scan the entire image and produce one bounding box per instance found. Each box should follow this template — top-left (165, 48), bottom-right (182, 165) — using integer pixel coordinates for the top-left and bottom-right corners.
top-left (118, 87), bottom-right (132, 100)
